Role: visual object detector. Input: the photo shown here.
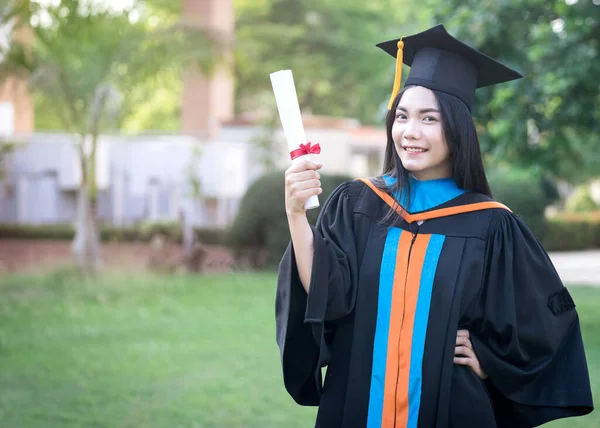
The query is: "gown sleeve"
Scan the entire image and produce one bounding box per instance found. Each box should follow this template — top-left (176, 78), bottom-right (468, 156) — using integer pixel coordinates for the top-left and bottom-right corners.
top-left (275, 180), bottom-right (361, 405)
top-left (466, 209), bottom-right (594, 427)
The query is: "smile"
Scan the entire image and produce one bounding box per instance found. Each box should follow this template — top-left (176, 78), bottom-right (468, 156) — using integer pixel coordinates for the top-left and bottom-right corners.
top-left (404, 147), bottom-right (428, 153)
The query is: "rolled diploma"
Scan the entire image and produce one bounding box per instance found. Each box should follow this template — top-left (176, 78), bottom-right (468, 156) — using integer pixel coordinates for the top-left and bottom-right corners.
top-left (270, 70), bottom-right (320, 210)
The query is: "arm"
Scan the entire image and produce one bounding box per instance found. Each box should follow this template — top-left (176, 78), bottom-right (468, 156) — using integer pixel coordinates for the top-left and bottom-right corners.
top-left (284, 158), bottom-right (323, 293)
top-left (465, 210), bottom-right (593, 426)
top-left (287, 213), bottom-right (314, 293)
top-left (276, 177), bottom-right (361, 405)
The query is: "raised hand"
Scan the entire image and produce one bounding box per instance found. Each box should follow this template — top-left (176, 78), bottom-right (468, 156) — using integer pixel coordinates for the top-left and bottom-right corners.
top-left (284, 160), bottom-right (323, 216)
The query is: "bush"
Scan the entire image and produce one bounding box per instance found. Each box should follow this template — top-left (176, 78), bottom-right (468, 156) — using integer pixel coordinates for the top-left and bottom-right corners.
top-left (0, 223), bottom-right (225, 245)
top-left (0, 223), bottom-right (75, 240)
top-left (225, 170), bottom-right (352, 268)
top-left (487, 167), bottom-right (553, 240)
top-left (542, 214), bottom-right (600, 251)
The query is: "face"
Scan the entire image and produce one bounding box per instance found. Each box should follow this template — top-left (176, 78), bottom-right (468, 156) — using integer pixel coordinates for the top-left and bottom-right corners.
top-left (392, 86), bottom-right (452, 181)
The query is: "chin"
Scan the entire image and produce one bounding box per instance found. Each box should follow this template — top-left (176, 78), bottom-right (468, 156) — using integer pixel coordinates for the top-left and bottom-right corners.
top-left (400, 159), bottom-right (428, 173)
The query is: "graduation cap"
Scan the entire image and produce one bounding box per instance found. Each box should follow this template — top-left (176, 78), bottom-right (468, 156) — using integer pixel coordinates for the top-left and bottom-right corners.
top-left (376, 24), bottom-right (523, 110)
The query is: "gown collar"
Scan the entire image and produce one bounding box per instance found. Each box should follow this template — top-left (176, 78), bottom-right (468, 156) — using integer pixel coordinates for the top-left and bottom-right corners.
top-left (382, 174), bottom-right (466, 213)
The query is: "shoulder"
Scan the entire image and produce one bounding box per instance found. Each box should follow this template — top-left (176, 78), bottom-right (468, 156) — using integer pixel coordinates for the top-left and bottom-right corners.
top-left (446, 192), bottom-right (521, 239)
top-left (319, 179), bottom-right (369, 215)
top-left (327, 178), bottom-right (371, 205)
top-left (481, 199), bottom-right (535, 243)
top-left (346, 178), bottom-right (371, 204)
top-left (321, 177), bottom-right (387, 221)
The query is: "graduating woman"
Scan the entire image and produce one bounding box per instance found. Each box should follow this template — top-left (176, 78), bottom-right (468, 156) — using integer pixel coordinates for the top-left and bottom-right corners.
top-left (275, 24), bottom-right (594, 427)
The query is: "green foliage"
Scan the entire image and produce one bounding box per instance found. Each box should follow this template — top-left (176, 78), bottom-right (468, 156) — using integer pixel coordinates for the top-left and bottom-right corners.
top-left (250, 113), bottom-right (282, 172)
top-left (118, 71), bottom-right (183, 133)
top-left (566, 185), bottom-right (599, 213)
top-left (0, 223), bottom-right (75, 240)
top-left (0, 140), bottom-right (14, 180)
top-left (431, 0), bottom-right (600, 183)
top-left (488, 170), bottom-right (600, 251)
top-left (0, 0), bottom-right (220, 134)
top-left (487, 166), bottom-right (552, 239)
top-left (0, 223), bottom-right (225, 245)
top-left (234, 0), bottom-right (432, 125)
top-left (543, 215), bottom-right (600, 252)
top-left (0, 0), bottom-right (224, 271)
top-left (185, 144), bottom-right (203, 199)
top-left (226, 170), bottom-right (351, 267)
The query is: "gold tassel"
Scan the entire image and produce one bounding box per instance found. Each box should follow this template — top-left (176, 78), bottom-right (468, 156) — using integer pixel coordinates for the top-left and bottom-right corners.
top-left (387, 39), bottom-right (404, 110)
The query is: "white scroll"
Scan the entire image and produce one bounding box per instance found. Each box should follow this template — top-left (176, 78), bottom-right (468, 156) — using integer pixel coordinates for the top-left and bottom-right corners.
top-left (270, 70), bottom-right (320, 210)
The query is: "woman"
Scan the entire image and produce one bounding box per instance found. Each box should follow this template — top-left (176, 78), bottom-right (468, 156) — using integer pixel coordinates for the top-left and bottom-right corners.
top-left (276, 25), bottom-right (593, 427)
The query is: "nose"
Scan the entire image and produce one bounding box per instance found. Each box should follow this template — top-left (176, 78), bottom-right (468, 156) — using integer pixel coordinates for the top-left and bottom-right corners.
top-left (403, 119), bottom-right (421, 140)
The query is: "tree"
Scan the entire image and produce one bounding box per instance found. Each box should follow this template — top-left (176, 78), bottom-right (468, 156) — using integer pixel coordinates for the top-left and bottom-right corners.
top-left (234, 0), bottom-right (432, 125)
top-left (0, 0), bottom-right (224, 274)
top-left (430, 0), bottom-right (600, 183)
top-left (0, 140), bottom-right (14, 180)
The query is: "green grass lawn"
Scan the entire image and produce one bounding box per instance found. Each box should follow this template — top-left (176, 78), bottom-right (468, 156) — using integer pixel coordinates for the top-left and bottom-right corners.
top-left (0, 268), bottom-right (597, 427)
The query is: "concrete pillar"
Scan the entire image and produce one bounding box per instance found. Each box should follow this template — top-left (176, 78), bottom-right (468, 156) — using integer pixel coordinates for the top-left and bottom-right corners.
top-left (0, 23), bottom-right (34, 135)
top-left (181, 0), bottom-right (235, 137)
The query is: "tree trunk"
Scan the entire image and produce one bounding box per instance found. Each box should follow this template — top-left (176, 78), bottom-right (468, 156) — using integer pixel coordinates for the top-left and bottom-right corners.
top-left (72, 161), bottom-right (102, 274)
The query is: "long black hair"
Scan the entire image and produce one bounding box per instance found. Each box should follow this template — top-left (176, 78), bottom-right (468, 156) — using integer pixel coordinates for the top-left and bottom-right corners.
top-left (374, 85), bottom-right (492, 225)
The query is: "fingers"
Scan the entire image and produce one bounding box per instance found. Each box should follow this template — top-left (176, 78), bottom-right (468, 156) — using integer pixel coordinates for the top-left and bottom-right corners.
top-left (454, 339), bottom-right (488, 380)
top-left (454, 343), bottom-right (476, 369)
top-left (456, 329), bottom-right (470, 339)
top-left (289, 179), bottom-right (321, 193)
top-left (454, 355), bottom-right (487, 380)
top-left (292, 187), bottom-right (323, 200)
top-left (286, 169), bottom-right (321, 183)
top-left (455, 336), bottom-right (472, 350)
top-left (453, 356), bottom-right (472, 366)
top-left (285, 167), bottom-right (321, 190)
top-left (454, 345), bottom-right (474, 358)
top-left (285, 160), bottom-right (323, 214)
top-left (287, 159), bottom-right (322, 174)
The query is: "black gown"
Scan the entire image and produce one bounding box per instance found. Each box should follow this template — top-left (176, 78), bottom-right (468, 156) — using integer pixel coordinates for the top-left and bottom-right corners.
top-left (275, 178), bottom-right (594, 428)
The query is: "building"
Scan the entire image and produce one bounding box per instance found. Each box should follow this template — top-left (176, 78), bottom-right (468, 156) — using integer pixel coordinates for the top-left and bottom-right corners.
top-left (0, 0), bottom-right (387, 229)
top-left (0, 120), bottom-right (385, 227)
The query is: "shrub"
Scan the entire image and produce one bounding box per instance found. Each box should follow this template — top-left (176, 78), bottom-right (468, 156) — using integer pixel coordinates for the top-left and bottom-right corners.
top-left (226, 170), bottom-right (351, 268)
top-left (543, 220), bottom-right (600, 251)
top-left (487, 167), bottom-right (553, 240)
top-left (0, 223), bottom-right (75, 240)
top-left (0, 223), bottom-right (224, 245)
top-left (542, 213), bottom-right (600, 251)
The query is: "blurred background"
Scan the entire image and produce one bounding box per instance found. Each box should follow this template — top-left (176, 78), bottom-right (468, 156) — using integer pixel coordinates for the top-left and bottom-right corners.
top-left (0, 0), bottom-right (598, 426)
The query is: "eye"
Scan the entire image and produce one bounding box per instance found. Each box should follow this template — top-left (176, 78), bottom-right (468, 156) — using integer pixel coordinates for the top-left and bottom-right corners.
top-left (395, 113), bottom-right (407, 120)
top-left (423, 116), bottom-right (438, 123)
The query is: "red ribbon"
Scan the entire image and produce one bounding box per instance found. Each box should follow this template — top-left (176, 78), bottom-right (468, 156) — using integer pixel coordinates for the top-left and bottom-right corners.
top-left (289, 142), bottom-right (321, 160)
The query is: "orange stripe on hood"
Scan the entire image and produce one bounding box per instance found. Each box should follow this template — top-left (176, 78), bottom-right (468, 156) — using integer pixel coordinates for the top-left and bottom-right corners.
top-left (356, 177), bottom-right (510, 222)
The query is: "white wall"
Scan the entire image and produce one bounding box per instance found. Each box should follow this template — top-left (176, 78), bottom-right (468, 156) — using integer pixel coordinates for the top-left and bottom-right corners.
top-left (0, 125), bottom-right (387, 226)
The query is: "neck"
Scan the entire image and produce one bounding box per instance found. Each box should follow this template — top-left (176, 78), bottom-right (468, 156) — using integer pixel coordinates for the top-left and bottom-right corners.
top-left (411, 170), bottom-right (452, 181)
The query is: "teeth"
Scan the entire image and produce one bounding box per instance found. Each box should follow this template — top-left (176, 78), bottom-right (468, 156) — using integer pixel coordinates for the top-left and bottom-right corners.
top-left (405, 147), bottom-right (426, 152)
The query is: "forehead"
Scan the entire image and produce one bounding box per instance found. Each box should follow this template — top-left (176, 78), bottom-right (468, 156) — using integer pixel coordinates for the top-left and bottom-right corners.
top-left (398, 86), bottom-right (438, 109)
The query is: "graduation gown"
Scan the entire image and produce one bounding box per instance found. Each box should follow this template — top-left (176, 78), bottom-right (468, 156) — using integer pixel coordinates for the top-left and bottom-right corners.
top-left (275, 176), bottom-right (594, 428)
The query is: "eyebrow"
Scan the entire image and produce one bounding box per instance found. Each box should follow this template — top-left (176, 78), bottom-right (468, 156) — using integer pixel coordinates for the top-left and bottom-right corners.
top-left (397, 106), bottom-right (440, 114)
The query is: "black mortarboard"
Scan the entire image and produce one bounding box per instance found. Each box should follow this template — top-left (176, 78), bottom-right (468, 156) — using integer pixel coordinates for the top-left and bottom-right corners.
top-left (376, 24), bottom-right (523, 110)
